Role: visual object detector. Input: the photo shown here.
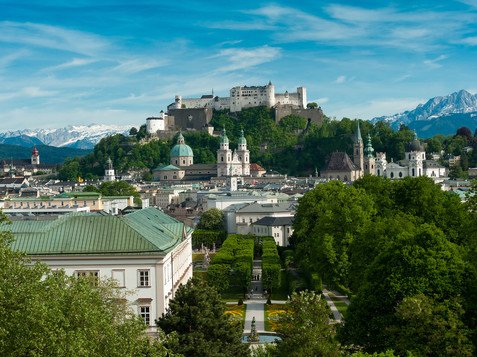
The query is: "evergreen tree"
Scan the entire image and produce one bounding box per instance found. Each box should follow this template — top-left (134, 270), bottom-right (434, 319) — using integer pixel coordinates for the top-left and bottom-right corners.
top-left (156, 278), bottom-right (249, 357)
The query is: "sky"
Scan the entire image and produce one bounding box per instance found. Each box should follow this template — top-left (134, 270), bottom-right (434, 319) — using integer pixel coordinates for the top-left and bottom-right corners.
top-left (1, 0), bottom-right (477, 131)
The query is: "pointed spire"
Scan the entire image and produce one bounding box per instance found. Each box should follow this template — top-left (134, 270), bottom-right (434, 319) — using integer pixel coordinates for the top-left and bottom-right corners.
top-left (177, 131), bottom-right (185, 144)
top-left (355, 122), bottom-right (362, 143)
top-left (107, 157), bottom-right (113, 170)
top-left (238, 129), bottom-right (247, 146)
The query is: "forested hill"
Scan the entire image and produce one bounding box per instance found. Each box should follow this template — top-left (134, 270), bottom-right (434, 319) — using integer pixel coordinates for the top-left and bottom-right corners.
top-left (58, 106), bottom-right (477, 181)
top-left (0, 144), bottom-right (91, 164)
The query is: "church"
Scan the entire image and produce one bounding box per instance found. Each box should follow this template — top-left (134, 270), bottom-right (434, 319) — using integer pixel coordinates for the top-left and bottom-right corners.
top-left (152, 130), bottom-right (251, 181)
top-left (321, 124), bottom-right (447, 182)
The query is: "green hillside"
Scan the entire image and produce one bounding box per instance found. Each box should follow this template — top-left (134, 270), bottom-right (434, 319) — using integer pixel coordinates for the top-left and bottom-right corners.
top-left (57, 107), bottom-right (477, 180)
top-left (0, 144), bottom-right (91, 164)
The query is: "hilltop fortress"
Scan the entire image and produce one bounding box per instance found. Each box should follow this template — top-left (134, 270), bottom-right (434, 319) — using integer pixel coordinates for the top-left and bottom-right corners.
top-left (167, 81), bottom-right (307, 112)
top-left (146, 82), bottom-right (323, 135)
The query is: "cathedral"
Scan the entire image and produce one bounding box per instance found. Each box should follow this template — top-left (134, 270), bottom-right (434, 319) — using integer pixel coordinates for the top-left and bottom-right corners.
top-left (321, 124), bottom-right (447, 182)
top-left (152, 130), bottom-right (251, 181)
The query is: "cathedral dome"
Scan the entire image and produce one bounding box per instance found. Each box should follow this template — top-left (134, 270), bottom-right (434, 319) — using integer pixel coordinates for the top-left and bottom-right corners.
top-left (406, 133), bottom-right (425, 152)
top-left (221, 129), bottom-right (229, 144)
top-left (171, 133), bottom-right (194, 157)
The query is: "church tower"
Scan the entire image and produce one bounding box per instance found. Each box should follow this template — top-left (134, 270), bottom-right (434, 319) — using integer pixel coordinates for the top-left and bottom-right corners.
top-left (236, 129), bottom-right (250, 176)
top-left (363, 134), bottom-right (376, 175)
top-left (31, 146), bottom-right (40, 165)
top-left (353, 123), bottom-right (364, 176)
top-left (217, 129), bottom-right (231, 177)
top-left (405, 131), bottom-right (425, 177)
top-left (104, 157), bottom-right (116, 182)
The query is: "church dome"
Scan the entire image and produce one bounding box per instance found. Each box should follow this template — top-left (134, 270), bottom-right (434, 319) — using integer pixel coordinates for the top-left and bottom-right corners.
top-left (171, 133), bottom-right (194, 157)
top-left (406, 132), bottom-right (425, 152)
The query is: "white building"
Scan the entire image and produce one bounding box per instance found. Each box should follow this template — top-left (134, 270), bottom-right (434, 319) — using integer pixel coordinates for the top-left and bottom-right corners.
top-left (104, 158), bottom-right (116, 182)
top-left (224, 201), bottom-right (296, 235)
top-left (1, 208), bottom-right (193, 334)
top-left (216, 129), bottom-right (250, 177)
top-left (252, 216), bottom-right (294, 246)
top-left (146, 112), bottom-right (169, 134)
top-left (168, 82), bottom-right (306, 113)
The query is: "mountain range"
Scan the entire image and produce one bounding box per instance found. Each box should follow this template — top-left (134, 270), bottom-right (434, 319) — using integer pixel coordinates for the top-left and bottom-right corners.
top-left (0, 124), bottom-right (133, 149)
top-left (371, 89), bottom-right (477, 137)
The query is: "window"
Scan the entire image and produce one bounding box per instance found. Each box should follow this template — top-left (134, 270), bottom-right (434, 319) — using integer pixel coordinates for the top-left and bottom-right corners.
top-left (249, 218), bottom-right (253, 223)
top-left (390, 172), bottom-right (394, 178)
top-left (139, 306), bottom-right (150, 325)
top-left (112, 269), bottom-right (125, 288)
top-left (74, 270), bottom-right (99, 285)
top-left (138, 270), bottom-right (150, 287)
top-left (399, 172), bottom-right (403, 178)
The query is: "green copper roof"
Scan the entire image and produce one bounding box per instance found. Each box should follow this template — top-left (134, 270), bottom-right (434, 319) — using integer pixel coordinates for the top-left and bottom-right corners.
top-left (0, 208), bottom-right (190, 256)
top-left (170, 132), bottom-right (193, 157)
top-left (238, 129), bottom-right (246, 145)
top-left (221, 129), bottom-right (229, 144)
top-left (364, 134), bottom-right (374, 157)
top-left (153, 164), bottom-right (181, 171)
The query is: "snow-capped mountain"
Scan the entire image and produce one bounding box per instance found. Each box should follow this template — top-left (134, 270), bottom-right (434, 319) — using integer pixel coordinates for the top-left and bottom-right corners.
top-left (371, 90), bottom-right (477, 137)
top-left (0, 124), bottom-right (133, 149)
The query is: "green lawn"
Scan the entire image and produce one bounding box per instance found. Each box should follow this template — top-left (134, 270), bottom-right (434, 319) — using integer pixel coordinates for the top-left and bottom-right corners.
top-left (331, 300), bottom-right (348, 316)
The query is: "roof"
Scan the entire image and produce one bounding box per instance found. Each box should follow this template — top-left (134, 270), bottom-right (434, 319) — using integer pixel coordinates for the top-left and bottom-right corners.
top-left (238, 129), bottom-right (247, 145)
top-left (0, 207), bottom-right (190, 256)
top-left (237, 202), bottom-right (296, 214)
top-left (153, 164), bottom-right (181, 171)
top-left (254, 216), bottom-right (294, 226)
top-left (323, 152), bottom-right (358, 171)
top-left (171, 144), bottom-right (194, 157)
top-left (250, 163), bottom-right (265, 172)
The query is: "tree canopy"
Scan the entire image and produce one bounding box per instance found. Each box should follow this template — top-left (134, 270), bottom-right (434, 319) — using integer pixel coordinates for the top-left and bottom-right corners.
top-left (156, 278), bottom-right (249, 357)
top-left (0, 212), bottom-right (172, 357)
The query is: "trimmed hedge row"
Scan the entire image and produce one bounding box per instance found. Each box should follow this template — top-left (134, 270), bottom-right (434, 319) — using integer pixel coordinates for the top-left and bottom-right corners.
top-left (191, 230), bottom-right (226, 249)
top-left (261, 237), bottom-right (281, 292)
top-left (206, 234), bottom-right (255, 293)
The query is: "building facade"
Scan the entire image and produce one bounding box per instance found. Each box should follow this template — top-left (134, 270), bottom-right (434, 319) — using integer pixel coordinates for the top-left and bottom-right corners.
top-left (167, 82), bottom-right (306, 113)
top-left (216, 129), bottom-right (250, 177)
top-left (0, 208), bottom-right (193, 334)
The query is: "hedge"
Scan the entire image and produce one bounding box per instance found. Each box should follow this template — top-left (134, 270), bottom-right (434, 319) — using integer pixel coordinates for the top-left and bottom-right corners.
top-left (261, 237), bottom-right (281, 292)
top-left (191, 230), bottom-right (226, 249)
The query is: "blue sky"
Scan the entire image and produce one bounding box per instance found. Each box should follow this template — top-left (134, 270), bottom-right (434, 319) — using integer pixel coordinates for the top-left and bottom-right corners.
top-left (1, 0), bottom-right (477, 130)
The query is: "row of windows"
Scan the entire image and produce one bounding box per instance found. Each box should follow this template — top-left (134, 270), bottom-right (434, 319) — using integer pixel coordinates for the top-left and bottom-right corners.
top-left (74, 269), bottom-right (150, 288)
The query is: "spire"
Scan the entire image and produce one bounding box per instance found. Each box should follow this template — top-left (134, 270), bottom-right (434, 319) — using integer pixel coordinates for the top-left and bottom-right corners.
top-left (177, 132), bottom-right (185, 144)
top-left (364, 134), bottom-right (374, 157)
top-left (107, 157), bottom-right (113, 170)
top-left (355, 122), bottom-right (362, 143)
top-left (221, 128), bottom-right (229, 144)
top-left (238, 129), bottom-right (247, 146)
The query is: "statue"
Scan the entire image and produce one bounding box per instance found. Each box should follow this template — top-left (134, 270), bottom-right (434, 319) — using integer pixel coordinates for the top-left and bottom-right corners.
top-left (247, 317), bottom-right (260, 343)
top-left (203, 248), bottom-right (211, 270)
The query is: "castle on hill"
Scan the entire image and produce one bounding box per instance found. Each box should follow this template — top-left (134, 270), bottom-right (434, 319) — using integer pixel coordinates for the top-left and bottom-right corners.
top-left (321, 125), bottom-right (447, 182)
top-left (145, 82), bottom-right (323, 136)
top-left (167, 81), bottom-right (307, 112)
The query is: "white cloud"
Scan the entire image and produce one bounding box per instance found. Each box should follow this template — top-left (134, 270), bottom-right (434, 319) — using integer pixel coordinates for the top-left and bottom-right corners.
top-left (213, 45), bottom-right (281, 72)
top-left (0, 86), bottom-right (57, 102)
top-left (0, 21), bottom-right (110, 56)
top-left (461, 36), bottom-right (477, 45)
top-left (112, 58), bottom-right (168, 74)
top-left (423, 54), bottom-right (448, 69)
top-left (314, 97), bottom-right (329, 105)
top-left (52, 58), bottom-right (97, 70)
top-left (335, 75), bottom-right (346, 84)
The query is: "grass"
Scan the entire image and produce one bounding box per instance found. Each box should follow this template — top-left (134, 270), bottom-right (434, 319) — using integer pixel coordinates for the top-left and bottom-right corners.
top-left (192, 253), bottom-right (204, 262)
top-left (224, 304), bottom-right (246, 327)
top-left (331, 300), bottom-right (348, 316)
top-left (264, 304), bottom-right (287, 332)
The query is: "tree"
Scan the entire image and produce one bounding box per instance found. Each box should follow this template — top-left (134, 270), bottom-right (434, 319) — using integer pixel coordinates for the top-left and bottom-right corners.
top-left (0, 212), bottom-right (172, 356)
top-left (97, 180), bottom-right (141, 205)
top-left (456, 126), bottom-right (472, 142)
top-left (340, 224), bottom-right (469, 352)
top-left (197, 208), bottom-right (225, 231)
top-left (306, 102), bottom-right (318, 109)
top-left (292, 181), bottom-right (375, 289)
top-left (274, 291), bottom-right (339, 357)
top-left (388, 294), bottom-right (473, 356)
top-left (156, 278), bottom-right (249, 357)
top-left (129, 127), bottom-right (138, 136)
